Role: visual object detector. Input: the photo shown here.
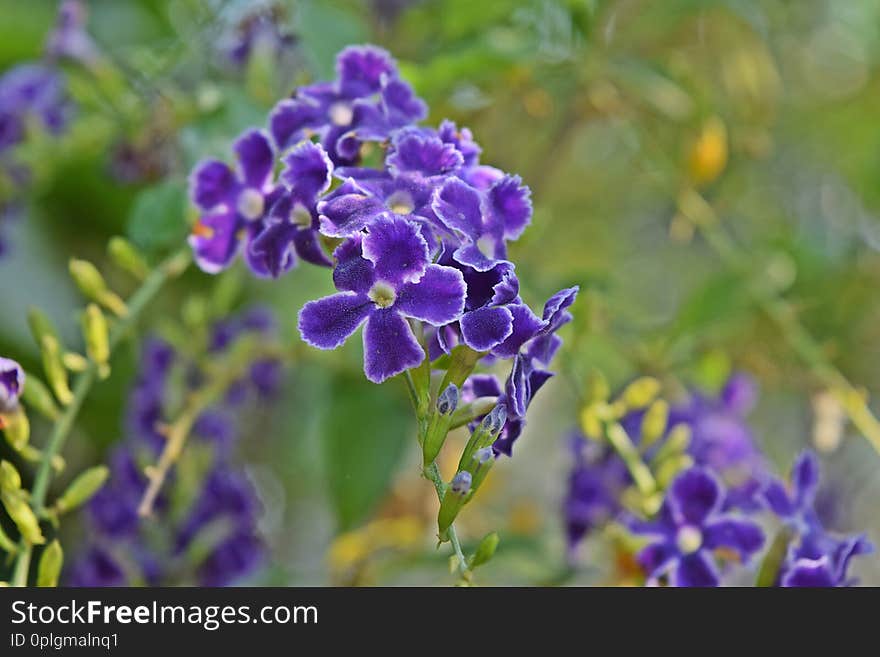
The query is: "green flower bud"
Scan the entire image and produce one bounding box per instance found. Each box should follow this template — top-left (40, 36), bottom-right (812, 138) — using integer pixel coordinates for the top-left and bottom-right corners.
top-left (422, 385), bottom-right (460, 466)
top-left (1, 493), bottom-right (45, 544)
top-left (62, 352), bottom-right (90, 372)
top-left (82, 304), bottom-right (111, 378)
top-left (650, 423), bottom-right (692, 467)
top-left (40, 335), bottom-right (73, 405)
top-left (27, 307), bottom-right (60, 346)
top-left (0, 460), bottom-right (22, 491)
top-left (1, 405), bottom-right (29, 451)
top-left (37, 540), bottom-right (63, 587)
top-left (621, 377), bottom-right (661, 410)
top-left (107, 236), bottom-right (149, 280)
top-left (69, 258), bottom-right (128, 318)
top-left (469, 531), bottom-right (500, 569)
top-left (640, 399), bottom-right (669, 447)
top-left (54, 465), bottom-right (109, 515)
top-left (438, 471), bottom-right (471, 539)
top-left (0, 522), bottom-right (17, 555)
top-left (464, 447), bottom-right (494, 496)
top-left (20, 373), bottom-right (60, 420)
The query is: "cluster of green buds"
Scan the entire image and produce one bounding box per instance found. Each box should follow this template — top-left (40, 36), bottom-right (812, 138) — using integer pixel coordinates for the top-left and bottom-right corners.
top-left (0, 236), bottom-right (160, 586)
top-left (579, 371), bottom-right (694, 516)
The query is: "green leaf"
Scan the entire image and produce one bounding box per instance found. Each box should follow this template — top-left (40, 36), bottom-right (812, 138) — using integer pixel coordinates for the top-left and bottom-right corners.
top-left (320, 374), bottom-right (413, 531)
top-left (126, 180), bottom-right (187, 254)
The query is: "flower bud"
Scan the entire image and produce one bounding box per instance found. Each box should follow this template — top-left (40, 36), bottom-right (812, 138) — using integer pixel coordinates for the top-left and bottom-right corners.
top-left (62, 352), bottom-right (90, 372)
top-left (650, 423), bottom-right (692, 466)
top-left (37, 540), bottom-right (63, 587)
top-left (82, 304), bottom-right (111, 378)
top-left (27, 308), bottom-right (60, 347)
top-left (656, 454), bottom-right (695, 489)
top-left (20, 374), bottom-right (60, 421)
top-left (436, 384), bottom-right (459, 416)
top-left (0, 523), bottom-right (17, 554)
top-left (481, 404), bottom-right (507, 435)
top-left (1, 493), bottom-right (45, 544)
top-left (469, 531), bottom-right (500, 569)
top-left (688, 116), bottom-right (727, 187)
top-left (640, 399), bottom-right (669, 447)
top-left (438, 471), bottom-right (471, 538)
top-left (108, 236), bottom-right (149, 280)
top-left (69, 258), bottom-right (128, 317)
top-left (464, 447), bottom-right (494, 494)
top-left (621, 377), bottom-right (661, 410)
top-left (54, 465), bottom-right (109, 515)
top-left (0, 405), bottom-right (29, 451)
top-left (0, 460), bottom-right (22, 491)
top-left (40, 335), bottom-right (73, 405)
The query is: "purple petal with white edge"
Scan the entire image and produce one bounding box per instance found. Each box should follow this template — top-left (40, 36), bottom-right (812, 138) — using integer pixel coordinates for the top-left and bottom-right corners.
top-left (528, 367), bottom-right (554, 398)
top-left (233, 129), bottom-right (274, 190)
top-left (432, 177), bottom-right (483, 240)
top-left (832, 534), bottom-right (873, 585)
top-left (668, 467), bottom-right (723, 526)
top-left (781, 557), bottom-right (836, 587)
top-left (438, 119), bottom-right (481, 168)
top-left (452, 243), bottom-right (499, 273)
top-left (189, 209), bottom-right (243, 274)
top-left (317, 178), bottom-right (387, 237)
top-left (491, 264), bottom-right (520, 306)
top-left (542, 286), bottom-right (579, 331)
top-left (460, 306), bottom-right (514, 352)
top-left (298, 292), bottom-right (371, 350)
top-left (332, 128), bottom-right (361, 164)
top-left (362, 308), bottom-right (424, 384)
top-left (247, 217), bottom-right (297, 279)
top-left (387, 128), bottom-right (464, 178)
top-left (361, 214), bottom-right (429, 285)
top-left (761, 479), bottom-right (794, 517)
top-left (466, 165), bottom-right (504, 191)
top-left (637, 541), bottom-right (677, 582)
top-left (673, 552), bottom-right (720, 587)
top-left (467, 374), bottom-right (503, 399)
top-left (190, 160), bottom-right (236, 210)
top-left (396, 264), bottom-right (466, 326)
top-left (332, 236), bottom-right (375, 295)
top-left (492, 303), bottom-right (547, 359)
top-left (703, 517), bottom-right (765, 560)
top-left (336, 45), bottom-right (397, 98)
top-left (269, 97), bottom-right (322, 151)
top-left (721, 373), bottom-right (757, 415)
top-left (382, 78), bottom-right (427, 126)
top-left (505, 354), bottom-right (529, 418)
top-left (280, 142), bottom-right (332, 200)
top-left (0, 357), bottom-right (25, 412)
top-left (792, 451), bottom-right (820, 509)
top-left (527, 333), bottom-right (563, 366)
top-left (489, 174), bottom-right (532, 241)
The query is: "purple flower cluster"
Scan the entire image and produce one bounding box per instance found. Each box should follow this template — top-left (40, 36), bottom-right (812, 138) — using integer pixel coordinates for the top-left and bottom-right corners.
top-left (189, 45), bottom-right (578, 440)
top-left (0, 1), bottom-right (92, 255)
top-left (219, 3), bottom-right (296, 69)
top-left (562, 374), bottom-right (874, 586)
top-left (67, 308), bottom-right (280, 587)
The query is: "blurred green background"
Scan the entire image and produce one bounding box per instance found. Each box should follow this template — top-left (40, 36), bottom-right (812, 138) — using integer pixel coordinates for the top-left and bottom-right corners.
top-left (1, 0), bottom-right (879, 585)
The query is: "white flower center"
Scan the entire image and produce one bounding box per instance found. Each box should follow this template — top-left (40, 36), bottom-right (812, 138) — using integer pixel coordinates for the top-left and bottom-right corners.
top-left (237, 188), bottom-right (265, 221)
top-left (368, 281), bottom-right (397, 308)
top-left (476, 234), bottom-right (495, 259)
top-left (290, 202), bottom-right (312, 228)
top-left (676, 525), bottom-right (703, 555)
top-left (329, 101), bottom-right (354, 127)
top-left (386, 190), bottom-right (415, 216)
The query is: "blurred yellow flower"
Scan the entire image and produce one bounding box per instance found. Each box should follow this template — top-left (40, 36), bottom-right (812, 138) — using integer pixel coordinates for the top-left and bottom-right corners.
top-left (687, 117), bottom-right (727, 186)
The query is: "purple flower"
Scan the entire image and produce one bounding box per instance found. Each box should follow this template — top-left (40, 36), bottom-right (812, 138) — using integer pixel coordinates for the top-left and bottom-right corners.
top-left (634, 468), bottom-right (765, 586)
top-left (221, 4), bottom-right (295, 69)
top-left (432, 174), bottom-right (532, 272)
top-left (299, 215), bottom-right (466, 383)
top-left (67, 547), bottom-right (128, 587)
top-left (764, 451), bottom-right (874, 587)
top-left (45, 0), bottom-right (99, 65)
top-left (0, 356), bottom-right (24, 412)
top-left (188, 129), bottom-right (281, 275)
top-left (248, 141), bottom-right (334, 276)
top-left (197, 529), bottom-right (264, 587)
top-left (0, 63), bottom-right (71, 151)
top-left (564, 435), bottom-right (628, 554)
top-left (269, 45), bottom-right (426, 165)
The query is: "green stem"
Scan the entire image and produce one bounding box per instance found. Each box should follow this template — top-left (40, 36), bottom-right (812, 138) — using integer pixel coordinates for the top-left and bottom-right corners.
top-left (604, 421), bottom-right (656, 497)
top-left (10, 247), bottom-right (190, 586)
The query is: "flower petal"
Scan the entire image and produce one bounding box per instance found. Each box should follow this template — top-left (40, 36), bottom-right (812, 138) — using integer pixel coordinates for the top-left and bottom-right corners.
top-left (541, 286), bottom-right (579, 332)
top-left (362, 308), bottom-right (424, 383)
top-left (492, 303), bottom-right (546, 358)
top-left (720, 373), bottom-right (757, 415)
top-left (396, 264), bottom-right (466, 326)
top-left (269, 97), bottom-right (322, 151)
top-left (488, 174), bottom-right (532, 241)
top-left (247, 217), bottom-right (297, 279)
top-left (298, 292), bottom-right (371, 350)
top-left (0, 356), bottom-right (25, 412)
top-left (280, 141), bottom-right (332, 200)
top-left (188, 209), bottom-right (243, 274)
top-left (317, 178), bottom-right (387, 237)
top-left (432, 177), bottom-right (483, 240)
top-left (332, 235), bottom-right (375, 294)
top-left (792, 450), bottom-right (820, 509)
top-left (233, 129), bottom-right (274, 189)
top-left (673, 552), bottom-right (720, 587)
top-left (336, 45), bottom-right (397, 98)
top-left (668, 467), bottom-right (723, 526)
top-left (460, 306), bottom-right (514, 352)
top-left (781, 557), bottom-right (836, 587)
top-left (637, 541), bottom-right (677, 582)
top-left (761, 479), bottom-right (795, 518)
top-left (703, 516), bottom-right (765, 560)
top-left (361, 214), bottom-right (429, 285)
top-left (387, 128), bottom-right (463, 178)
top-left (189, 160), bottom-right (235, 210)
top-left (382, 78), bottom-right (427, 126)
